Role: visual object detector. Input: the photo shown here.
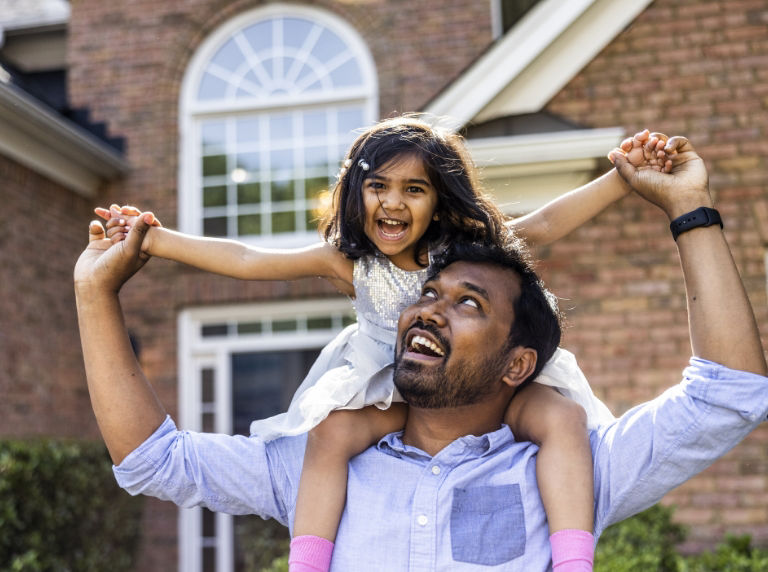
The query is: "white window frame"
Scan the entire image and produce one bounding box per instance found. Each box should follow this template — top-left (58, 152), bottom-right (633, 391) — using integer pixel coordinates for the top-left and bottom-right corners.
top-left (178, 4), bottom-right (378, 248)
top-left (177, 298), bottom-right (353, 572)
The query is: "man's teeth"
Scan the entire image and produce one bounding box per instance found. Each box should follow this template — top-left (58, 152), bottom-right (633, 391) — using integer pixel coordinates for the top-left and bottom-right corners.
top-left (410, 335), bottom-right (444, 357)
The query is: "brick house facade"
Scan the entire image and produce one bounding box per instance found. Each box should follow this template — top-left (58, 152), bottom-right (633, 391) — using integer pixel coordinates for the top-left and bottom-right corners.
top-left (2, 0), bottom-right (767, 569)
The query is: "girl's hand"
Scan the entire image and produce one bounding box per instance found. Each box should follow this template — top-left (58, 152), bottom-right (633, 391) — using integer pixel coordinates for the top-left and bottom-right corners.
top-left (615, 129), bottom-right (674, 174)
top-left (94, 204), bottom-right (162, 249)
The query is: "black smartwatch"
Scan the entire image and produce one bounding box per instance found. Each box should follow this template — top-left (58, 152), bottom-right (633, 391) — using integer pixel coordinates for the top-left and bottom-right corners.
top-left (669, 207), bottom-right (723, 241)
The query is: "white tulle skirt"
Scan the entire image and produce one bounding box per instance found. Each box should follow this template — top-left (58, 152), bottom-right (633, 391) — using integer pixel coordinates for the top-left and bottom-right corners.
top-left (249, 324), bottom-right (614, 440)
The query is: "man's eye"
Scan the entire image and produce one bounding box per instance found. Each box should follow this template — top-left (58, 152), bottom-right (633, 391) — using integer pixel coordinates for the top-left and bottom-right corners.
top-left (460, 297), bottom-right (479, 309)
top-left (422, 288), bottom-right (437, 299)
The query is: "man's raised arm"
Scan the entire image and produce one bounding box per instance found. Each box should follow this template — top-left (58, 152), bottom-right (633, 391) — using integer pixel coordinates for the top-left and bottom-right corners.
top-left (611, 137), bottom-right (767, 376)
top-left (74, 215), bottom-right (166, 464)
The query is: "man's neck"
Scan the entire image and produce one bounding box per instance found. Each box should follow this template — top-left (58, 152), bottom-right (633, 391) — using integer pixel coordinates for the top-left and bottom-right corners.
top-left (401, 404), bottom-right (506, 457)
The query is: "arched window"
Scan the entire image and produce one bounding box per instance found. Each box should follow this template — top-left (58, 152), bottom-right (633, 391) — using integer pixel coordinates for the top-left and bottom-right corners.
top-left (177, 7), bottom-right (376, 570)
top-left (180, 4), bottom-right (377, 246)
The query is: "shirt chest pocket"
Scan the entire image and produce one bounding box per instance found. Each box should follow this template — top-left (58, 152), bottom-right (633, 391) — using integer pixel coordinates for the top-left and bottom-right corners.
top-left (450, 484), bottom-right (526, 566)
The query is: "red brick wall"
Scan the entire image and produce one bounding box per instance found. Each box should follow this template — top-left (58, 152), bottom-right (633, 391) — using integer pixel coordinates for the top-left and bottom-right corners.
top-left (544, 0), bottom-right (768, 552)
top-left (0, 155), bottom-right (99, 438)
top-left (61, 0), bottom-right (768, 566)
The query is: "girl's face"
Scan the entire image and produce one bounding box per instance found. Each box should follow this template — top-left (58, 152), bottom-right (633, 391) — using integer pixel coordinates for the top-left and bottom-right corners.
top-left (362, 154), bottom-right (439, 270)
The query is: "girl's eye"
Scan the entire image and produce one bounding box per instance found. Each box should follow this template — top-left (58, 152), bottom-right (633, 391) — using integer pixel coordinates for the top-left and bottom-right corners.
top-left (407, 186), bottom-right (424, 194)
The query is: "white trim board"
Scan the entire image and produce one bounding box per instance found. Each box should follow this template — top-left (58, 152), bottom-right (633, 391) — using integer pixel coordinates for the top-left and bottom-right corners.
top-left (425, 0), bottom-right (654, 127)
top-left (0, 81), bottom-right (128, 196)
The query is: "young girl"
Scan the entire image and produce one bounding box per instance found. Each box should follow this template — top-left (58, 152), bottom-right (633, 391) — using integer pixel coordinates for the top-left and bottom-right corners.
top-left (100, 117), bottom-right (656, 571)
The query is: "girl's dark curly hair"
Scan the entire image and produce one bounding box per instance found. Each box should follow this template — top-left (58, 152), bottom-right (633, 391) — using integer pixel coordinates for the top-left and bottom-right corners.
top-left (320, 116), bottom-right (507, 266)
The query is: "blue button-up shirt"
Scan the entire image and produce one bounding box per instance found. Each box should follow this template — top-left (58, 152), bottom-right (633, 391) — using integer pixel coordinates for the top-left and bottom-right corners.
top-left (115, 359), bottom-right (768, 570)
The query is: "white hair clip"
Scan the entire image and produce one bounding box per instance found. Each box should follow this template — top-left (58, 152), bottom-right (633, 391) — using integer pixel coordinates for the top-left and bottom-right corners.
top-left (343, 159), bottom-right (352, 168)
top-left (357, 158), bottom-right (370, 171)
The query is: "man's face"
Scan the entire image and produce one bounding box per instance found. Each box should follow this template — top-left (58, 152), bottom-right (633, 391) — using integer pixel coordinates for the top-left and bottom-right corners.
top-left (393, 261), bottom-right (521, 408)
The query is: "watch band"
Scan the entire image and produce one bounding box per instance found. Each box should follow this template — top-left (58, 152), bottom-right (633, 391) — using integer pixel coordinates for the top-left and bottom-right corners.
top-left (669, 207), bottom-right (723, 241)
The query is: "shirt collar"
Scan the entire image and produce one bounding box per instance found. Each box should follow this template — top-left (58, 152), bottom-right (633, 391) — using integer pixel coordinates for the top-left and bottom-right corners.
top-left (377, 424), bottom-right (516, 461)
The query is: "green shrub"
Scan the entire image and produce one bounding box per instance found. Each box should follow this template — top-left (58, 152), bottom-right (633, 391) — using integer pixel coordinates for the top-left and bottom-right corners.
top-left (596, 504), bottom-right (687, 571)
top-left (682, 535), bottom-right (768, 571)
top-left (596, 504), bottom-right (768, 572)
top-left (0, 438), bottom-right (143, 571)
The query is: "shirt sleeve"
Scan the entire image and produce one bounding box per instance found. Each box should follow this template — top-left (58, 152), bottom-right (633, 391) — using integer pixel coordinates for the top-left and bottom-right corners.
top-left (112, 416), bottom-right (303, 525)
top-left (592, 358), bottom-right (768, 536)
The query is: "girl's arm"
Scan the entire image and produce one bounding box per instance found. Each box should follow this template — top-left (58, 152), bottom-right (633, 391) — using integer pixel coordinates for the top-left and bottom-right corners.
top-left (509, 130), bottom-right (667, 247)
top-left (98, 206), bottom-right (354, 293)
top-left (508, 168), bottom-right (631, 247)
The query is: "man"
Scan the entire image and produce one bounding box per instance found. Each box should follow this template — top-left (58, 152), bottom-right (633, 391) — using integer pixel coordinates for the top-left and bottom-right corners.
top-left (74, 137), bottom-right (768, 570)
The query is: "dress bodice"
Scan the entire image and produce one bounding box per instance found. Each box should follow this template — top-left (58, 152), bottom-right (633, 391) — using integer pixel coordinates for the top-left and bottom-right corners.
top-left (351, 255), bottom-right (429, 345)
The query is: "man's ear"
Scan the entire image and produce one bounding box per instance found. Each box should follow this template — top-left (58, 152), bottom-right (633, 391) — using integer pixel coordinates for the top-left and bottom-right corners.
top-left (501, 347), bottom-right (537, 389)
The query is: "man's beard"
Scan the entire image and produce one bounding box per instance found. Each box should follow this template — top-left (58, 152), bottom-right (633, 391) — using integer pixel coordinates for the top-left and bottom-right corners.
top-left (393, 324), bottom-right (510, 409)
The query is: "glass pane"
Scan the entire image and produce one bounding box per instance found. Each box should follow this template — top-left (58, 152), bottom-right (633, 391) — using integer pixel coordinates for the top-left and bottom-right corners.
top-left (202, 368), bottom-right (215, 403)
top-left (202, 324), bottom-right (228, 337)
top-left (283, 18), bottom-right (314, 49)
top-left (202, 412), bottom-right (215, 433)
top-left (312, 28), bottom-right (346, 62)
top-left (238, 214), bottom-right (262, 236)
top-left (203, 216), bottom-right (228, 237)
top-left (304, 147), bottom-right (328, 170)
top-left (237, 183), bottom-right (261, 205)
top-left (271, 180), bottom-right (295, 203)
top-left (305, 177), bottom-right (330, 199)
top-left (272, 211), bottom-right (296, 233)
top-left (202, 546), bottom-right (216, 572)
top-left (269, 114), bottom-right (293, 140)
top-left (307, 316), bottom-right (332, 330)
top-left (236, 117), bottom-right (260, 144)
top-left (295, 64), bottom-right (318, 87)
top-left (242, 21), bottom-right (273, 54)
top-left (210, 39), bottom-right (244, 73)
top-left (237, 322), bottom-right (263, 335)
top-left (202, 121), bottom-right (226, 150)
top-left (329, 58), bottom-right (362, 88)
top-left (231, 349), bottom-right (321, 435)
top-left (338, 107), bottom-right (365, 135)
top-left (198, 72), bottom-right (228, 100)
top-left (236, 152), bottom-right (260, 172)
top-left (203, 508), bottom-right (216, 536)
top-left (273, 318), bottom-right (297, 332)
top-left (305, 208), bottom-right (319, 231)
top-left (270, 149), bottom-right (293, 173)
top-left (303, 111), bottom-right (327, 137)
top-left (238, 70), bottom-right (262, 97)
top-left (203, 185), bottom-right (227, 208)
top-left (202, 154), bottom-right (227, 177)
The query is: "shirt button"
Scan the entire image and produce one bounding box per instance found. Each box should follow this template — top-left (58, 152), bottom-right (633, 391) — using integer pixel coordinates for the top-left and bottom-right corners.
top-left (417, 515), bottom-right (428, 526)
top-left (431, 465), bottom-right (441, 475)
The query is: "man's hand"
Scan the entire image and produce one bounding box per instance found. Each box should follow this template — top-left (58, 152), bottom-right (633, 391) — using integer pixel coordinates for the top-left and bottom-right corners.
top-left (609, 136), bottom-right (712, 219)
top-left (74, 213), bottom-right (154, 295)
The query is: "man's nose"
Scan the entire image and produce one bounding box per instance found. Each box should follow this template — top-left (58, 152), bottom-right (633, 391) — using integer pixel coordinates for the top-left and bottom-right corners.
top-left (417, 299), bottom-right (447, 327)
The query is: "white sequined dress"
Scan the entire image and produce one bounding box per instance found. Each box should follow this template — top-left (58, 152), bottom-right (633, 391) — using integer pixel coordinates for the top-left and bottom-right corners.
top-left (249, 255), bottom-right (613, 441)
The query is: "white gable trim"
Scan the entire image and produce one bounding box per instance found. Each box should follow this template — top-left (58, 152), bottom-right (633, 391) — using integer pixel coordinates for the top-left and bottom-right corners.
top-left (0, 81), bottom-right (128, 196)
top-left (426, 0), bottom-right (653, 127)
top-left (467, 128), bottom-right (625, 215)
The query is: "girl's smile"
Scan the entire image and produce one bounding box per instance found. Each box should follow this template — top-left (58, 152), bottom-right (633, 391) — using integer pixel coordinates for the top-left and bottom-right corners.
top-left (362, 154), bottom-right (439, 270)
